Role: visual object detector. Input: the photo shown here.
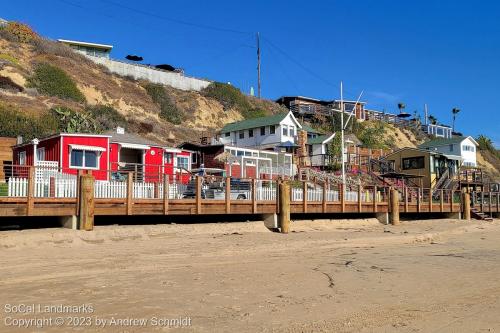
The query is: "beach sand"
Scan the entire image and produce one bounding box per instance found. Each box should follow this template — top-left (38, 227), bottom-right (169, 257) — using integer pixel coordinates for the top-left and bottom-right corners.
top-left (1, 217), bottom-right (500, 332)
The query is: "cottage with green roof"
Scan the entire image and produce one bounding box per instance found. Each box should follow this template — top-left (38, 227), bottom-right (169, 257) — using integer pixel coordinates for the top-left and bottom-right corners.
top-left (218, 111), bottom-right (303, 150)
top-left (418, 135), bottom-right (478, 167)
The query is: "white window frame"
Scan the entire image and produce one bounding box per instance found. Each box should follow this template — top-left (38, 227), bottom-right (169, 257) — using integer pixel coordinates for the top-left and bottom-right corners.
top-left (177, 156), bottom-right (190, 170)
top-left (69, 149), bottom-right (100, 170)
top-left (18, 151), bottom-right (26, 165)
top-left (36, 147), bottom-right (46, 161)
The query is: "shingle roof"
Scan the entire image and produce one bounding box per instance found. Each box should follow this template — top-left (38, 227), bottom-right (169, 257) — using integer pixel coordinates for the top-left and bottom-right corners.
top-left (418, 136), bottom-right (475, 149)
top-left (308, 134), bottom-right (334, 145)
top-left (220, 113), bottom-right (290, 133)
top-left (300, 123), bottom-right (323, 134)
top-left (102, 130), bottom-right (161, 146)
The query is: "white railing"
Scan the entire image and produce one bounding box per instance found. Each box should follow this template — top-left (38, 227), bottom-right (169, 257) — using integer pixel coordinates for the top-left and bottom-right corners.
top-left (8, 173), bottom-right (77, 198)
top-left (95, 181), bottom-right (127, 198)
top-left (259, 165), bottom-right (293, 177)
top-left (8, 178), bottom-right (27, 197)
top-left (93, 181), bottom-right (188, 199)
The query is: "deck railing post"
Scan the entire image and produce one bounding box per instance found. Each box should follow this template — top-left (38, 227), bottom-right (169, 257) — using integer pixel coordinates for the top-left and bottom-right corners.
top-left (463, 192), bottom-right (471, 220)
top-left (390, 188), bottom-right (400, 225)
top-left (340, 183), bottom-right (345, 213)
top-left (404, 187), bottom-right (408, 213)
top-left (302, 181), bottom-right (307, 213)
top-left (417, 188), bottom-right (421, 213)
top-left (489, 191), bottom-right (492, 217)
top-left (440, 189), bottom-right (444, 212)
top-left (196, 176), bottom-right (202, 214)
top-left (428, 188), bottom-right (432, 212)
top-left (372, 185), bottom-right (377, 213)
top-left (225, 177), bottom-right (231, 214)
top-left (358, 185), bottom-right (362, 213)
top-left (252, 178), bottom-right (257, 213)
top-left (78, 174), bottom-right (95, 231)
top-left (278, 181), bottom-right (290, 234)
top-left (322, 180), bottom-right (327, 213)
top-left (496, 192), bottom-right (499, 213)
top-left (27, 166), bottom-right (34, 216)
top-left (481, 192), bottom-right (484, 212)
top-left (163, 174), bottom-right (169, 215)
top-left (126, 173), bottom-right (133, 215)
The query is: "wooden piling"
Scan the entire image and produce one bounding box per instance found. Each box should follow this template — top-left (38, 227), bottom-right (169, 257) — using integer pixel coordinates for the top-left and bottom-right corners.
top-left (372, 185), bottom-right (377, 213)
top-left (196, 176), bottom-right (202, 214)
top-left (302, 181), bottom-right (307, 213)
top-left (322, 180), bottom-right (327, 213)
top-left (440, 189), bottom-right (444, 212)
top-left (126, 173), bottom-right (133, 215)
top-left (278, 181), bottom-right (290, 234)
top-left (163, 174), bottom-right (169, 215)
top-left (340, 183), bottom-right (345, 213)
top-left (390, 188), bottom-right (400, 225)
top-left (27, 167), bottom-right (34, 216)
top-left (358, 185), bottom-right (362, 213)
top-left (463, 192), bottom-right (471, 220)
top-left (78, 174), bottom-right (95, 231)
top-left (252, 178), bottom-right (257, 213)
top-left (225, 177), bottom-right (231, 214)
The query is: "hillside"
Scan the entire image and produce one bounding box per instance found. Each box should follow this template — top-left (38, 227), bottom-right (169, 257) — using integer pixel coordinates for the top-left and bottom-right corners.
top-left (0, 21), bottom-right (498, 180)
top-left (0, 22), bottom-right (285, 145)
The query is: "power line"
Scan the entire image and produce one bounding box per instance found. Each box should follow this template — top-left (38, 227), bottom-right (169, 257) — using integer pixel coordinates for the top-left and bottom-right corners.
top-left (100, 0), bottom-right (253, 36)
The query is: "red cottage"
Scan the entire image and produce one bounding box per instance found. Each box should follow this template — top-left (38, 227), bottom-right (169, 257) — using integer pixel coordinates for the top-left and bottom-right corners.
top-left (12, 128), bottom-right (192, 183)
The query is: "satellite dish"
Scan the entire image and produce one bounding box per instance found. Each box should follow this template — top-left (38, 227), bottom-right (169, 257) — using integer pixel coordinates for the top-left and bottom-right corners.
top-left (126, 55), bottom-right (143, 61)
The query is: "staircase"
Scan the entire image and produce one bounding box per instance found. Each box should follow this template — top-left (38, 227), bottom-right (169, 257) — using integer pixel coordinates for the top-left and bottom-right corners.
top-left (471, 207), bottom-right (493, 221)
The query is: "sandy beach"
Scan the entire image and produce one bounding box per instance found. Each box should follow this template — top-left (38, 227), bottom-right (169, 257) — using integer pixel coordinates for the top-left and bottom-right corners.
top-left (1, 217), bottom-right (500, 332)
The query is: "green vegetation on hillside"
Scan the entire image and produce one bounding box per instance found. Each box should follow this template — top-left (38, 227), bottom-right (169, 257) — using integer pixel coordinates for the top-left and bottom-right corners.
top-left (477, 134), bottom-right (499, 158)
top-left (144, 83), bottom-right (183, 124)
top-left (27, 63), bottom-right (86, 102)
top-left (202, 82), bottom-right (266, 119)
top-left (0, 104), bottom-right (58, 140)
top-left (86, 105), bottom-right (127, 131)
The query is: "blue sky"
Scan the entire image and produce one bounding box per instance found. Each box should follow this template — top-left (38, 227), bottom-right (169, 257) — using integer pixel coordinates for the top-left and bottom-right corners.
top-left (3, 0), bottom-right (500, 147)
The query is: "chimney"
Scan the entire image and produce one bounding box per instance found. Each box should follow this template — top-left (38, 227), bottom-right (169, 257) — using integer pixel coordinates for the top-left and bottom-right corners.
top-left (16, 136), bottom-right (23, 145)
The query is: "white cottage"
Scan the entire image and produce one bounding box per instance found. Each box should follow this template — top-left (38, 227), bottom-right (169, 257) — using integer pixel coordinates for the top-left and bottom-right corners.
top-left (419, 136), bottom-right (478, 167)
top-left (218, 111), bottom-right (302, 150)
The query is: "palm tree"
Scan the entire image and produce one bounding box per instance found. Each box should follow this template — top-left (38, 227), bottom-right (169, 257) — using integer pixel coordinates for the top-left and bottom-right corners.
top-left (452, 107), bottom-right (460, 132)
top-left (428, 115), bottom-right (437, 125)
top-left (397, 102), bottom-right (406, 114)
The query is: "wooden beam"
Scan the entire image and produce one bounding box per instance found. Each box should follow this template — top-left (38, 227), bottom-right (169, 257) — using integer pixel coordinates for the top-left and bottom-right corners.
top-left (196, 176), bottom-right (202, 214)
top-left (373, 185), bottom-right (377, 213)
top-left (340, 183), bottom-right (345, 213)
top-left (404, 187), bottom-right (408, 213)
top-left (27, 167), bottom-right (34, 216)
top-left (225, 177), bottom-right (231, 214)
top-left (252, 178), bottom-right (257, 213)
top-left (440, 189), bottom-right (444, 212)
top-left (428, 189), bottom-right (432, 213)
top-left (358, 185), bottom-right (362, 213)
top-left (322, 180), bottom-right (327, 213)
top-left (417, 188), bottom-right (421, 213)
top-left (78, 174), bottom-right (95, 231)
top-left (302, 181), bottom-right (307, 213)
top-left (278, 181), bottom-right (290, 233)
top-left (126, 173), bottom-right (133, 215)
top-left (163, 174), bottom-right (169, 215)
top-left (463, 192), bottom-right (471, 220)
top-left (390, 188), bottom-right (400, 225)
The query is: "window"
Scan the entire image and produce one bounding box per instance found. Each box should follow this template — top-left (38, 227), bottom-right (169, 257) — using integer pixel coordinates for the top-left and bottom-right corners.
top-left (70, 149), bottom-right (99, 169)
top-left (282, 126), bottom-right (288, 136)
top-left (177, 156), bottom-right (189, 170)
top-left (191, 153), bottom-right (197, 164)
top-left (463, 145), bottom-right (475, 152)
top-left (236, 150), bottom-right (244, 156)
top-left (18, 151), bottom-right (26, 165)
top-left (289, 126), bottom-right (295, 137)
top-left (260, 127), bottom-right (265, 136)
top-left (248, 129), bottom-right (254, 137)
top-left (239, 131), bottom-right (245, 139)
top-left (270, 125), bottom-right (276, 134)
top-left (224, 132), bottom-right (230, 137)
top-left (402, 156), bottom-right (425, 170)
top-left (436, 127), bottom-right (444, 136)
top-left (36, 147), bottom-right (45, 161)
top-left (164, 153), bottom-right (173, 164)
top-left (449, 144), bottom-right (453, 152)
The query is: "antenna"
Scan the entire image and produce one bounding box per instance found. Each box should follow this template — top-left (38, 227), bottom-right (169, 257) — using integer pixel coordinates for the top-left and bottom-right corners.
top-left (256, 32), bottom-right (261, 98)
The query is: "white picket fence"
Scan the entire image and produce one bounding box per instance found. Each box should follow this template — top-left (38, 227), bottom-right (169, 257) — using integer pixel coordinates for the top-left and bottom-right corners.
top-left (94, 181), bottom-right (187, 199)
top-left (291, 188), bottom-right (380, 202)
top-left (8, 174), bottom-right (77, 198)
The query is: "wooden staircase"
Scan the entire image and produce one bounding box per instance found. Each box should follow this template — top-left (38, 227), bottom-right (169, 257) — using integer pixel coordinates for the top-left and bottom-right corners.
top-left (471, 207), bottom-right (493, 221)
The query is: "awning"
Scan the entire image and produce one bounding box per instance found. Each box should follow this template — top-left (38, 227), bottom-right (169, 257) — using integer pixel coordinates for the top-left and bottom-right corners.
top-left (119, 143), bottom-right (150, 150)
top-left (443, 154), bottom-right (462, 161)
top-left (69, 144), bottom-right (106, 152)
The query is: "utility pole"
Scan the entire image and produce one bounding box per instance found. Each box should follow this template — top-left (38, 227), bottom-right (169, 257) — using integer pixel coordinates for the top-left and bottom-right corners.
top-left (424, 103), bottom-right (428, 126)
top-left (256, 32), bottom-right (261, 98)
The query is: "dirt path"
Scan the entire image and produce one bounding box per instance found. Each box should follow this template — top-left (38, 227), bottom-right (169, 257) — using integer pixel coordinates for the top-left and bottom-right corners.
top-left (1, 218), bottom-right (499, 332)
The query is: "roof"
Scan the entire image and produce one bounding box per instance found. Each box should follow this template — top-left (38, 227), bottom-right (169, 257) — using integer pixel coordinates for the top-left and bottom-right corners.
top-left (220, 112), bottom-right (300, 133)
top-left (102, 130), bottom-right (161, 146)
top-left (418, 136), bottom-right (478, 149)
top-left (300, 123), bottom-right (323, 134)
top-left (275, 96), bottom-right (333, 105)
top-left (12, 133), bottom-right (111, 148)
top-left (308, 134), bottom-right (335, 145)
top-left (58, 39), bottom-right (113, 50)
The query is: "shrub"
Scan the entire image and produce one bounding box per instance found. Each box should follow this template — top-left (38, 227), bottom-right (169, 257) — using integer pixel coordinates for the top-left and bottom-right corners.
top-left (86, 104), bottom-right (127, 131)
top-left (0, 53), bottom-right (19, 65)
top-left (0, 104), bottom-right (58, 140)
top-left (477, 135), bottom-right (499, 158)
top-left (202, 82), bottom-right (250, 111)
top-left (27, 63), bottom-right (86, 102)
top-left (51, 106), bottom-right (98, 133)
top-left (2, 22), bottom-right (38, 43)
top-left (144, 83), bottom-right (183, 124)
top-left (355, 121), bottom-right (389, 149)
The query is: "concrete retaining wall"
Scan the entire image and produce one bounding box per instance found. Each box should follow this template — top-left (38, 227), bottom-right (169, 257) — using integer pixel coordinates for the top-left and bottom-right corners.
top-left (90, 57), bottom-right (211, 92)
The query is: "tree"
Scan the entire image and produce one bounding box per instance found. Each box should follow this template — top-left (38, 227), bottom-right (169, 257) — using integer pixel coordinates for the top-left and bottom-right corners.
top-left (428, 115), bottom-right (437, 125)
top-left (397, 102), bottom-right (406, 114)
top-left (452, 107), bottom-right (460, 132)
